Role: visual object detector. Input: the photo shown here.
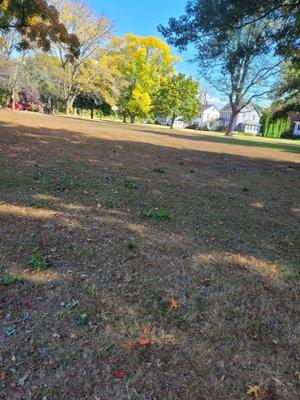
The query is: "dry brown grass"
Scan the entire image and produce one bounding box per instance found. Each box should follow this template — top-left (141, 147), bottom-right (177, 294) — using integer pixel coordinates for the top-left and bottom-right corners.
top-left (0, 110), bottom-right (299, 400)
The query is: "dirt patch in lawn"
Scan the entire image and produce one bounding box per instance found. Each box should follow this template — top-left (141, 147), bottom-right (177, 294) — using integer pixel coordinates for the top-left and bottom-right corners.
top-left (0, 111), bottom-right (299, 400)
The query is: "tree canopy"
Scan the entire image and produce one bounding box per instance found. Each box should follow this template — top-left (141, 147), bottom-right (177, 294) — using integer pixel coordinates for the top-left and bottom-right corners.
top-left (153, 73), bottom-right (201, 128)
top-left (158, 0), bottom-right (296, 134)
top-left (113, 34), bottom-right (180, 123)
top-left (0, 0), bottom-right (79, 53)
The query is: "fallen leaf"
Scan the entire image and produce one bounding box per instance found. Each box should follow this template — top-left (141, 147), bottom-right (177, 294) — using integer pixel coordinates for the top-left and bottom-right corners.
top-left (295, 371), bottom-right (300, 380)
top-left (138, 337), bottom-right (151, 346)
top-left (246, 385), bottom-right (263, 398)
top-left (52, 332), bottom-right (60, 339)
top-left (170, 298), bottom-right (179, 310)
top-left (124, 341), bottom-right (135, 350)
top-left (114, 369), bottom-right (125, 379)
top-left (0, 370), bottom-right (7, 380)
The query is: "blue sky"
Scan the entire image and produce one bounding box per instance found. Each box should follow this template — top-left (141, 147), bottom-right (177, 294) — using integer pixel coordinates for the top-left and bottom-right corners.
top-left (89, 0), bottom-right (226, 107)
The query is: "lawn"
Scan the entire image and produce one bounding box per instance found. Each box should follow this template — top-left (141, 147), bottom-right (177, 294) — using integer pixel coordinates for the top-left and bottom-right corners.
top-left (0, 110), bottom-right (299, 400)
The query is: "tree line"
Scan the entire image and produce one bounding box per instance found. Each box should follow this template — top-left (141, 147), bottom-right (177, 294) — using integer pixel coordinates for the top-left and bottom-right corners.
top-left (159, 0), bottom-right (299, 135)
top-left (0, 0), bottom-right (201, 129)
top-left (0, 0), bottom-right (298, 135)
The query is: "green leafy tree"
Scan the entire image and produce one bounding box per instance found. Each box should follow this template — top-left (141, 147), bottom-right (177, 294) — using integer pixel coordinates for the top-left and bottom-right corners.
top-left (153, 73), bottom-right (201, 128)
top-left (272, 61), bottom-right (300, 118)
top-left (73, 92), bottom-right (103, 119)
top-left (159, 3), bottom-right (282, 135)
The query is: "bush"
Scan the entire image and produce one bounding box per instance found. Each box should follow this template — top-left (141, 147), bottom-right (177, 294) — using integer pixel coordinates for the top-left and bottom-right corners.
top-left (261, 112), bottom-right (292, 138)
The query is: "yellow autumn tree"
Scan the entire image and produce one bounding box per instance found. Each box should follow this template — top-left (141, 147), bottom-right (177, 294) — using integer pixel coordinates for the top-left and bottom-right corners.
top-left (114, 34), bottom-right (180, 123)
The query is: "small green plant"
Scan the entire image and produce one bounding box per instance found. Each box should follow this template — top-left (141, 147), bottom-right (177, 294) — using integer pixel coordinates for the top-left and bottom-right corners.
top-left (124, 179), bottom-right (138, 189)
top-left (127, 239), bottom-right (135, 250)
top-left (153, 167), bottom-right (166, 174)
top-left (190, 168), bottom-right (196, 173)
top-left (142, 208), bottom-right (171, 220)
top-left (74, 313), bottom-right (89, 326)
top-left (0, 274), bottom-right (16, 286)
top-left (29, 252), bottom-right (50, 272)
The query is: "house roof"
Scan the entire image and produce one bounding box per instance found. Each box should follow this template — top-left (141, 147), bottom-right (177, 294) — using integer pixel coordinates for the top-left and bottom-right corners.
top-left (220, 103), bottom-right (262, 116)
top-left (202, 104), bottom-right (217, 111)
top-left (220, 104), bottom-right (231, 111)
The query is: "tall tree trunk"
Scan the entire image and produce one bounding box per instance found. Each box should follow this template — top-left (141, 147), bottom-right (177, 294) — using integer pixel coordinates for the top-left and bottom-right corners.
top-left (91, 108), bottom-right (94, 119)
top-left (10, 91), bottom-right (16, 111)
top-left (65, 95), bottom-right (76, 115)
top-left (170, 113), bottom-right (176, 129)
top-left (130, 115), bottom-right (135, 124)
top-left (123, 115), bottom-right (127, 123)
top-left (225, 110), bottom-right (238, 136)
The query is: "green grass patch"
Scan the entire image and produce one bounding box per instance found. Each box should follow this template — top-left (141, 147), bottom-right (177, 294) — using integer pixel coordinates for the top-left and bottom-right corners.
top-left (29, 252), bottom-right (51, 272)
top-left (142, 208), bottom-right (171, 220)
top-left (124, 179), bottom-right (138, 189)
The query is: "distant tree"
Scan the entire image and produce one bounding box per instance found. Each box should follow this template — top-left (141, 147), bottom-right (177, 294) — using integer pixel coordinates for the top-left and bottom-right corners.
top-left (114, 34), bottom-right (179, 123)
top-left (76, 53), bottom-right (120, 108)
top-left (0, 30), bottom-right (27, 109)
top-left (25, 54), bottom-right (67, 112)
top-left (159, 4), bottom-right (282, 135)
top-left (73, 92), bottom-right (103, 119)
top-left (153, 73), bottom-right (201, 129)
top-left (0, 0), bottom-right (79, 52)
top-left (50, 0), bottom-right (113, 114)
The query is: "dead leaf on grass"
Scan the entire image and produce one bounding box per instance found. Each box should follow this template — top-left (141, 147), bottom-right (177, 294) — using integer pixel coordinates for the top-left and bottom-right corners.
top-left (138, 337), bottom-right (151, 346)
top-left (0, 370), bottom-right (7, 380)
top-left (124, 341), bottom-right (135, 350)
top-left (114, 369), bottom-right (125, 379)
top-left (246, 385), bottom-right (263, 398)
top-left (170, 298), bottom-right (179, 310)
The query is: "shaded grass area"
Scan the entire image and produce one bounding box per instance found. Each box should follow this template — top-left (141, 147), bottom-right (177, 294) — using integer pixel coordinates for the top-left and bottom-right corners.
top-left (135, 127), bottom-right (300, 154)
top-left (0, 114), bottom-right (299, 400)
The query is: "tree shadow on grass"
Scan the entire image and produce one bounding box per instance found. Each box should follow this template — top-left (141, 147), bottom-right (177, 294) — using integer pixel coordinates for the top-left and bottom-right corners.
top-left (133, 126), bottom-right (300, 154)
top-left (0, 118), bottom-right (299, 399)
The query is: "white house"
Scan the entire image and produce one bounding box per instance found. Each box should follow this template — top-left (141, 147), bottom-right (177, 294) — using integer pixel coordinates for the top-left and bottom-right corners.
top-left (293, 121), bottom-right (300, 137)
top-left (156, 116), bottom-right (185, 128)
top-left (195, 104), bottom-right (220, 128)
top-left (219, 103), bottom-right (262, 135)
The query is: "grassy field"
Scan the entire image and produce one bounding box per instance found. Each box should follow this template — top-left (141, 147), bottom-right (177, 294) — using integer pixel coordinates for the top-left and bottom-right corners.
top-left (0, 110), bottom-right (299, 400)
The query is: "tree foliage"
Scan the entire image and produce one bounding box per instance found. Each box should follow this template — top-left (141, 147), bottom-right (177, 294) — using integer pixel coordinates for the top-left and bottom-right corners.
top-left (113, 34), bottom-right (179, 122)
top-left (159, 1), bottom-right (285, 135)
top-left (0, 0), bottom-right (79, 52)
top-left (158, 0), bottom-right (299, 63)
top-left (153, 73), bottom-right (201, 128)
top-left (262, 111), bottom-right (291, 138)
top-left (50, 0), bottom-right (113, 113)
top-left (272, 61), bottom-right (300, 118)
